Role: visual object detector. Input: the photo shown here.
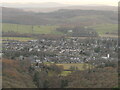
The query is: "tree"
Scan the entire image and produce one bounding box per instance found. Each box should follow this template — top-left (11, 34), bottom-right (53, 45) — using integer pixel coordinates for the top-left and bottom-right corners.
top-left (61, 79), bottom-right (68, 88)
top-left (94, 47), bottom-right (100, 53)
top-left (49, 64), bottom-right (63, 74)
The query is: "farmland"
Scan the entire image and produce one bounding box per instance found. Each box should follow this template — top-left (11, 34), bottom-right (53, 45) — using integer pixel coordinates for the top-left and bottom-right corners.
top-left (90, 24), bottom-right (118, 35)
top-left (60, 71), bottom-right (72, 76)
top-left (2, 23), bottom-right (61, 35)
top-left (2, 37), bottom-right (35, 41)
top-left (2, 23), bottom-right (118, 37)
top-left (57, 63), bottom-right (93, 76)
top-left (56, 63), bottom-right (92, 70)
top-left (45, 63), bottom-right (93, 76)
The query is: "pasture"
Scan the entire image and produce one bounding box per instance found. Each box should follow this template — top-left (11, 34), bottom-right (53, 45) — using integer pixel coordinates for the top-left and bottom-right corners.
top-left (2, 37), bottom-right (35, 41)
top-left (46, 63), bottom-right (94, 76)
top-left (60, 71), bottom-right (72, 76)
top-left (56, 63), bottom-right (93, 70)
top-left (57, 63), bottom-right (93, 76)
top-left (91, 24), bottom-right (118, 35)
top-left (2, 23), bottom-right (61, 35)
top-left (2, 23), bottom-right (118, 37)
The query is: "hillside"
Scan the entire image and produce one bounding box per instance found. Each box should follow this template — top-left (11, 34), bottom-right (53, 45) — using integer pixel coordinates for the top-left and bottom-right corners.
top-left (3, 2), bottom-right (117, 12)
top-left (2, 59), bottom-right (118, 88)
top-left (23, 5), bottom-right (117, 13)
top-left (2, 59), bottom-right (36, 88)
top-left (2, 7), bottom-right (117, 25)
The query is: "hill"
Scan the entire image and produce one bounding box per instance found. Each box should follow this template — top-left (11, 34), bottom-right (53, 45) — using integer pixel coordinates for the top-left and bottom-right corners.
top-left (2, 7), bottom-right (117, 25)
top-left (3, 2), bottom-right (117, 12)
top-left (2, 59), bottom-right (36, 88)
top-left (23, 5), bottom-right (117, 13)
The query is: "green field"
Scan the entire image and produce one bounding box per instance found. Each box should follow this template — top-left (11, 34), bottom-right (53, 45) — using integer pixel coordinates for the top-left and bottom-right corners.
top-left (57, 63), bottom-right (93, 76)
top-left (56, 63), bottom-right (93, 70)
top-left (45, 63), bottom-right (93, 76)
top-left (2, 37), bottom-right (35, 41)
top-left (91, 24), bottom-right (118, 35)
top-left (60, 71), bottom-right (72, 76)
top-left (2, 23), bottom-right (62, 35)
top-left (2, 23), bottom-right (118, 37)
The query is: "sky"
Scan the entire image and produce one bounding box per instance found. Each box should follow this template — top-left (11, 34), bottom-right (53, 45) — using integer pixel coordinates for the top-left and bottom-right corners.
top-left (1, 0), bottom-right (119, 6)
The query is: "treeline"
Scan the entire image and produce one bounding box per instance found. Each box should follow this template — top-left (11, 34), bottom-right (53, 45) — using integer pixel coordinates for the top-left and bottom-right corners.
top-left (23, 59), bottom-right (118, 88)
top-left (2, 59), bottom-right (36, 88)
top-left (2, 59), bottom-right (118, 88)
top-left (29, 60), bottom-right (118, 88)
top-left (56, 26), bottom-right (98, 37)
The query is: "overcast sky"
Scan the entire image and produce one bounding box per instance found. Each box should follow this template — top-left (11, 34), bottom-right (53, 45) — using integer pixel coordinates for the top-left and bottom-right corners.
top-left (2, 0), bottom-right (119, 6)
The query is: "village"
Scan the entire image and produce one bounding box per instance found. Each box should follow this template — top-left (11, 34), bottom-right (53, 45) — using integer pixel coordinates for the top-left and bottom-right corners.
top-left (2, 1), bottom-right (119, 88)
top-left (2, 37), bottom-right (118, 67)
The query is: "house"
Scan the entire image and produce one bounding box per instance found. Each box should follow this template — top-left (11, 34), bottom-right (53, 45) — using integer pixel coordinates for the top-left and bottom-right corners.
top-left (68, 30), bottom-right (73, 33)
top-left (0, 53), bottom-right (3, 59)
top-left (101, 54), bottom-right (110, 59)
top-left (35, 59), bottom-right (42, 63)
top-left (19, 55), bottom-right (24, 60)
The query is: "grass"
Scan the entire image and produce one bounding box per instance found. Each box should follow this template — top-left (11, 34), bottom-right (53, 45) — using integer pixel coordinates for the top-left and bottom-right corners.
top-left (56, 63), bottom-right (92, 70)
top-left (45, 63), bottom-right (93, 76)
top-left (57, 63), bottom-right (93, 76)
top-left (100, 34), bottom-right (118, 38)
top-left (60, 71), bottom-right (72, 76)
top-left (90, 23), bottom-right (118, 36)
top-left (2, 23), bottom-right (118, 37)
top-left (2, 23), bottom-right (62, 35)
top-left (2, 37), bottom-right (35, 41)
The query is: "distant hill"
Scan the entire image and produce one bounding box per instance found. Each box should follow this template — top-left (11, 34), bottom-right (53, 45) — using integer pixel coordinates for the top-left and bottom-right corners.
top-left (2, 7), bottom-right (117, 26)
top-left (23, 5), bottom-right (117, 13)
top-left (3, 2), bottom-right (117, 12)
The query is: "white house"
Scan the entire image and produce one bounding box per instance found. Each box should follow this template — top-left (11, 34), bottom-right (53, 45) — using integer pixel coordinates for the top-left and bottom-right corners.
top-left (101, 54), bottom-right (110, 59)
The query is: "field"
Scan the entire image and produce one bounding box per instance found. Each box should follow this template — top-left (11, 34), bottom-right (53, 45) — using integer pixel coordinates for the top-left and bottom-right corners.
top-left (2, 23), bottom-right (118, 37)
top-left (100, 34), bottom-right (118, 38)
top-left (60, 71), bottom-right (72, 76)
top-left (58, 63), bottom-right (93, 76)
top-left (2, 23), bottom-right (62, 35)
top-left (56, 63), bottom-right (93, 70)
top-left (2, 37), bottom-right (35, 41)
top-left (47, 63), bottom-right (93, 76)
top-left (91, 24), bottom-right (118, 36)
